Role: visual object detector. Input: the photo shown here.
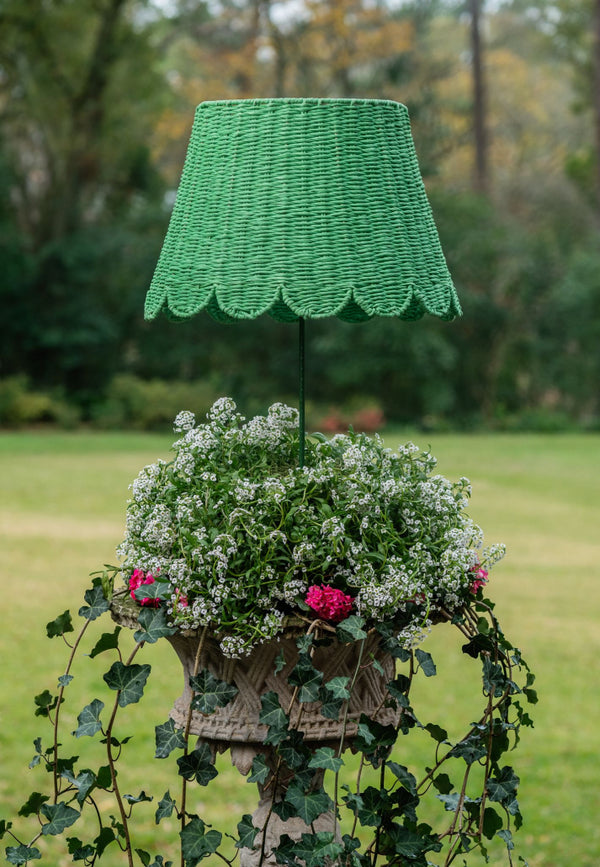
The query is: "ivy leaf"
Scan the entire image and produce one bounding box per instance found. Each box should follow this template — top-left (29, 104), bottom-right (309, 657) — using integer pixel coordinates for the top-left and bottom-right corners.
top-left (375, 623), bottom-right (411, 661)
top-left (322, 676), bottom-right (350, 700)
top-left (450, 735), bottom-right (487, 765)
top-left (318, 696), bottom-right (343, 720)
top-left (134, 608), bottom-right (176, 644)
top-left (235, 815), bottom-right (258, 850)
top-left (285, 832), bottom-right (344, 867)
top-left (58, 675), bottom-right (74, 688)
top-left (133, 579), bottom-right (171, 604)
top-left (386, 674), bottom-right (411, 704)
top-left (136, 848), bottom-right (151, 867)
top-left (432, 773), bottom-right (453, 795)
top-left (386, 822), bottom-right (433, 858)
top-left (248, 754), bottom-right (270, 785)
top-left (46, 610), bottom-right (74, 639)
top-left (523, 686), bottom-right (538, 705)
top-left (308, 747), bottom-right (343, 773)
top-left (40, 802), bottom-right (80, 835)
top-left (354, 715), bottom-right (397, 764)
top-left (66, 837), bottom-right (95, 861)
top-left (486, 767), bottom-right (520, 804)
top-left (176, 744), bottom-right (218, 786)
top-left (17, 792), bottom-right (49, 818)
top-left (189, 670), bottom-right (239, 715)
top-left (415, 648), bottom-right (437, 677)
top-left (258, 691), bottom-right (289, 745)
top-left (497, 828), bottom-right (514, 849)
top-left (74, 699), bottom-right (104, 738)
top-left (287, 654), bottom-right (323, 703)
top-left (93, 826), bottom-right (116, 857)
top-left (103, 662), bottom-right (151, 707)
top-left (155, 719), bottom-right (187, 759)
top-left (336, 615), bottom-right (367, 643)
top-left (89, 627), bottom-right (122, 659)
top-left (268, 833), bottom-right (301, 866)
top-left (29, 737), bottom-right (43, 769)
top-left (124, 791), bottom-right (153, 805)
top-left (155, 791), bottom-right (177, 824)
top-left (356, 721), bottom-right (375, 746)
top-left (271, 798), bottom-right (297, 823)
top-left (96, 765), bottom-right (112, 789)
top-left (180, 818), bottom-right (221, 863)
top-left (5, 845), bottom-right (41, 864)
top-left (318, 679), bottom-right (348, 720)
top-left (278, 731), bottom-right (308, 770)
top-left (370, 657), bottom-right (385, 676)
top-left (482, 806), bottom-right (503, 840)
top-left (387, 762), bottom-right (417, 794)
top-left (357, 787), bottom-right (392, 827)
top-left (274, 650), bottom-right (287, 675)
top-left (34, 689), bottom-right (59, 718)
top-left (54, 754), bottom-right (79, 776)
top-left (318, 676), bottom-right (351, 721)
top-left (296, 633), bottom-right (314, 654)
top-left (284, 785), bottom-right (333, 825)
top-left (437, 793), bottom-right (461, 812)
top-left (483, 657), bottom-right (508, 695)
top-left (462, 634), bottom-right (495, 659)
top-left (78, 586), bottom-right (110, 621)
top-left (61, 769), bottom-right (96, 805)
top-left (341, 788), bottom-right (362, 815)
top-left (425, 723), bottom-right (449, 744)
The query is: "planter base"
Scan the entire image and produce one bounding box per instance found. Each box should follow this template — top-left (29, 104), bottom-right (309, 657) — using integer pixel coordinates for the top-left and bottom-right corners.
top-left (111, 595), bottom-right (400, 863)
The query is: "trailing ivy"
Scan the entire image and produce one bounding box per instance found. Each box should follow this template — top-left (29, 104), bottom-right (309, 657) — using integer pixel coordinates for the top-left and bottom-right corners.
top-left (1, 573), bottom-right (535, 866)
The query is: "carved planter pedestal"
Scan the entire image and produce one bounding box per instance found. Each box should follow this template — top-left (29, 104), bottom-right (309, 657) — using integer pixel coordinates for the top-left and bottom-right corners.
top-left (111, 595), bottom-right (399, 865)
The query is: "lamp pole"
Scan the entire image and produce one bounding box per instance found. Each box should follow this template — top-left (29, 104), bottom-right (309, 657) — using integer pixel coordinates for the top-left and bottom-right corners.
top-left (299, 317), bottom-right (305, 468)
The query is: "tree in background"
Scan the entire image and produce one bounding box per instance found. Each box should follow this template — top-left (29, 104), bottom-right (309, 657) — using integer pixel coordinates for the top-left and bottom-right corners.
top-left (0, 0), bottom-right (168, 406)
top-left (469, 0), bottom-right (490, 193)
top-left (0, 0), bottom-right (598, 428)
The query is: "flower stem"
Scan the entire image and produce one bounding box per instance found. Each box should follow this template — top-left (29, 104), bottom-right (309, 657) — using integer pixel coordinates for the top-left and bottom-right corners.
top-left (180, 627), bottom-right (208, 867)
top-left (52, 618), bottom-right (92, 801)
top-left (104, 642), bottom-right (144, 867)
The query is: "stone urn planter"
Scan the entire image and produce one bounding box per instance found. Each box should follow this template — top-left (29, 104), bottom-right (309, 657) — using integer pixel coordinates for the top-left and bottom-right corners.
top-left (111, 592), bottom-right (400, 865)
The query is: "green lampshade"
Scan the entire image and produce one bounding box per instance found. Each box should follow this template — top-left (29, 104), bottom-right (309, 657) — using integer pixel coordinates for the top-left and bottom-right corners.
top-left (145, 98), bottom-right (461, 324)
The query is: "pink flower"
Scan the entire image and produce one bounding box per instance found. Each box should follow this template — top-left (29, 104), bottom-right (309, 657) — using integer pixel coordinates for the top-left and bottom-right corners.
top-left (175, 589), bottom-right (189, 609)
top-left (470, 565), bottom-right (489, 594)
top-left (129, 569), bottom-right (159, 607)
top-left (305, 584), bottom-right (354, 623)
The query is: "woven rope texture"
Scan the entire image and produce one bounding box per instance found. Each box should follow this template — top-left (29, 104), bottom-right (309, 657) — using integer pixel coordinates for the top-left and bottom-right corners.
top-left (145, 98), bottom-right (461, 324)
top-left (166, 628), bottom-right (400, 744)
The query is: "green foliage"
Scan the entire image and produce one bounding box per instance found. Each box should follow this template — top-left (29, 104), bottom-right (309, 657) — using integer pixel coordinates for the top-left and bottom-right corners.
top-left (0, 378), bottom-right (80, 429)
top-left (3, 562), bottom-right (535, 866)
top-left (176, 746), bottom-right (219, 787)
top-left (102, 662), bottom-right (151, 707)
top-left (117, 400), bottom-right (505, 659)
top-left (73, 700), bottom-right (104, 738)
top-left (154, 721), bottom-right (186, 760)
top-left (179, 818), bottom-right (222, 863)
top-left (40, 804), bottom-right (80, 836)
top-left (0, 1), bottom-right (598, 431)
top-left (91, 376), bottom-right (221, 432)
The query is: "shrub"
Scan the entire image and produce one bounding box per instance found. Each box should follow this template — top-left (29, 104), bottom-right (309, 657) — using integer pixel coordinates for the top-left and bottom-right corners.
top-left (91, 375), bottom-right (220, 430)
top-left (0, 376), bottom-right (80, 428)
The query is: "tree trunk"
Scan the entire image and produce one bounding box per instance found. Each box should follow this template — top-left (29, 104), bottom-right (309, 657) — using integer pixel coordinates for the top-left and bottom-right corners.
top-left (470, 0), bottom-right (489, 195)
top-left (594, 0), bottom-right (600, 210)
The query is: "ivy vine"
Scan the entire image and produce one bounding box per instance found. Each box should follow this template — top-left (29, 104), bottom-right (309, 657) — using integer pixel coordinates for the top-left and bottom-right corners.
top-left (1, 573), bottom-right (536, 866)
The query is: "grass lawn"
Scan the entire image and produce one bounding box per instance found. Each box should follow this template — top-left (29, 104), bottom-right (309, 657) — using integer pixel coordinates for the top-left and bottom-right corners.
top-left (1, 429), bottom-right (599, 866)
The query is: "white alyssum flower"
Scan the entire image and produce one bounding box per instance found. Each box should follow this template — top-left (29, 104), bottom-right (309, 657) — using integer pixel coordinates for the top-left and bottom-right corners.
top-left (118, 398), bottom-right (505, 657)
